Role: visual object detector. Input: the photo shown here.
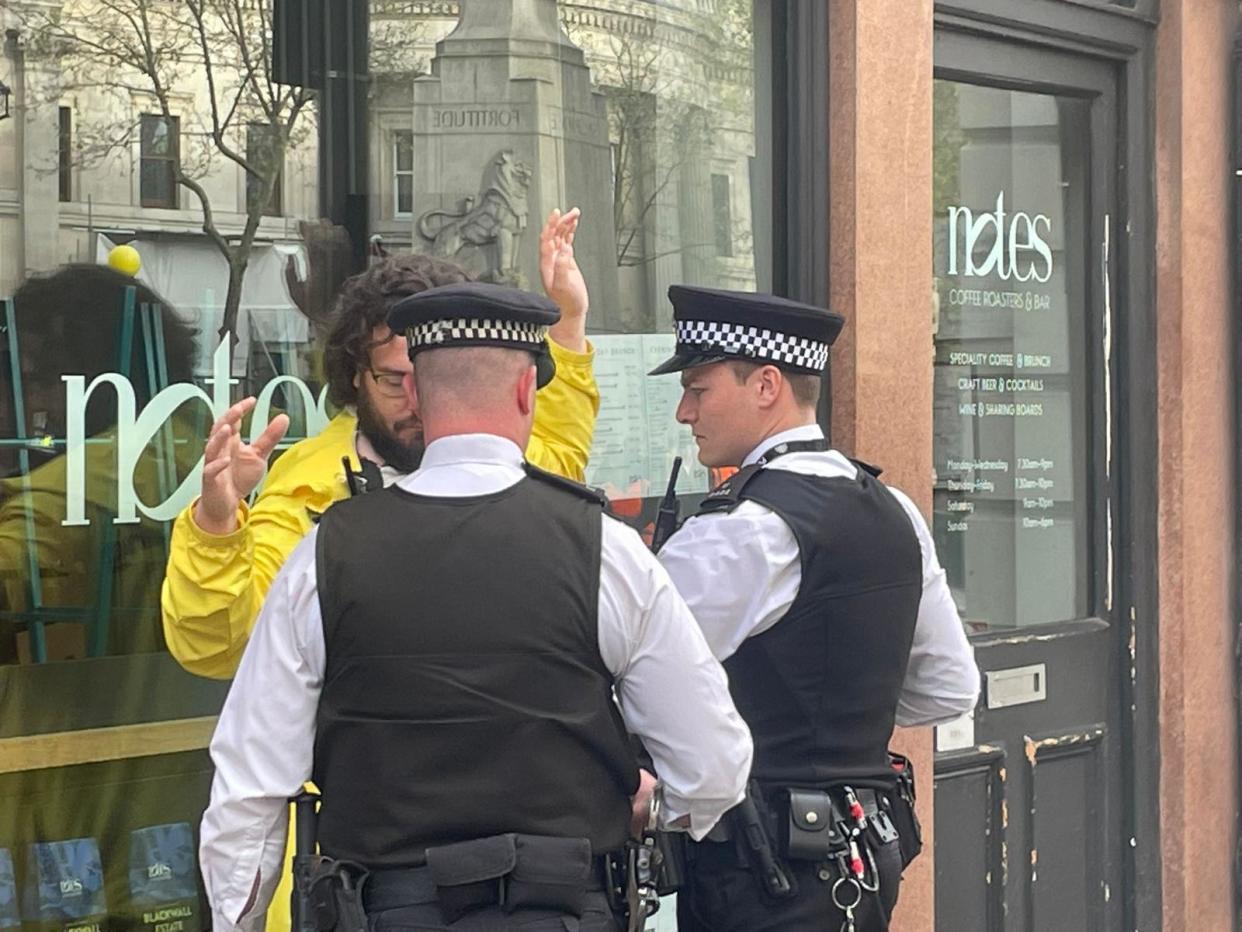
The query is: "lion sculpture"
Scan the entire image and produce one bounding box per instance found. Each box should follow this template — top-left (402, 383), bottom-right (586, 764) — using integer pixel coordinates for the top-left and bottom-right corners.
top-left (416, 149), bottom-right (534, 283)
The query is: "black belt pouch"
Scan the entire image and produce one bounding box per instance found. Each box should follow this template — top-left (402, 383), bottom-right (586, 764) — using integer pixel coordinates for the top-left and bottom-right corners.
top-left (305, 858), bottom-right (369, 932)
top-left (504, 835), bottom-right (591, 917)
top-left (425, 835), bottom-right (516, 923)
top-left (783, 789), bottom-right (846, 861)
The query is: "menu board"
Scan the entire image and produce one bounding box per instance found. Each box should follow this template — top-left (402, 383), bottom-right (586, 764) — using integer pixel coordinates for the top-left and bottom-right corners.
top-left (585, 334), bottom-right (709, 501)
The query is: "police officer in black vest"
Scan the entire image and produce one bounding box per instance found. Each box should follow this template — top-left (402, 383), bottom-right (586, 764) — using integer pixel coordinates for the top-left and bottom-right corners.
top-left (200, 282), bottom-right (754, 932)
top-left (649, 286), bottom-right (981, 932)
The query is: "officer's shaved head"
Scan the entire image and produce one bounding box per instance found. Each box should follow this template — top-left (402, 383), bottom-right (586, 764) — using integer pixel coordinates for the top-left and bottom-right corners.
top-left (412, 346), bottom-right (536, 422)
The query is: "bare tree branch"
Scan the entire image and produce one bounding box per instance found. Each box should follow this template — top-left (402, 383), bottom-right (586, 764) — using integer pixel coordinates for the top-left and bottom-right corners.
top-left (18, 0), bottom-right (313, 341)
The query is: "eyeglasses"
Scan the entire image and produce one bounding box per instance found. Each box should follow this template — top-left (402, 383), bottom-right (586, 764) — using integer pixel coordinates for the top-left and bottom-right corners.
top-left (367, 370), bottom-right (407, 399)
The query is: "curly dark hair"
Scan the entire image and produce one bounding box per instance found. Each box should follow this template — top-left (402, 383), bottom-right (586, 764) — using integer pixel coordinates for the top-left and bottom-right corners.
top-left (323, 253), bottom-right (472, 407)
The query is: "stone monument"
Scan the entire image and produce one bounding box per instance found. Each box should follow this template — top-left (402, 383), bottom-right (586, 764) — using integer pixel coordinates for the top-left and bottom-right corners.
top-left (410, 0), bottom-right (621, 326)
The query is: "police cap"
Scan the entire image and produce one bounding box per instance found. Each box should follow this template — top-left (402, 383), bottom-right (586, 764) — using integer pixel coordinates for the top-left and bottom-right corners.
top-left (647, 285), bottom-right (844, 376)
top-left (387, 281), bottom-right (561, 388)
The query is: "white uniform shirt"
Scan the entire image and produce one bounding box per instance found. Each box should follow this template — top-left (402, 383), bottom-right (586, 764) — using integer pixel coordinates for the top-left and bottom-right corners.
top-left (659, 424), bottom-right (980, 727)
top-left (200, 434), bottom-right (753, 932)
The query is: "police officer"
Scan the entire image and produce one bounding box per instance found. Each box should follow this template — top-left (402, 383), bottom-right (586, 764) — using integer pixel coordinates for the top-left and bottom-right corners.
top-left (649, 286), bottom-right (981, 932)
top-left (200, 282), bottom-right (754, 932)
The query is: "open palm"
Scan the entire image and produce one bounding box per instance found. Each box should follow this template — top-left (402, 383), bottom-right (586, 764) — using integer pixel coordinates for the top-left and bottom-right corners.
top-left (539, 207), bottom-right (588, 319)
top-left (195, 398), bottom-right (289, 534)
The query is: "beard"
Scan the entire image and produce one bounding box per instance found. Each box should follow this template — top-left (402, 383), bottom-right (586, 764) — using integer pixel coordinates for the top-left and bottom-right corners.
top-left (355, 392), bottom-right (425, 474)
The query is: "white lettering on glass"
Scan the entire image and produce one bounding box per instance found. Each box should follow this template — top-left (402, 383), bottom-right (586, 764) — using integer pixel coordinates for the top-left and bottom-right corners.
top-left (947, 191), bottom-right (1054, 284)
top-left (62, 340), bottom-right (330, 526)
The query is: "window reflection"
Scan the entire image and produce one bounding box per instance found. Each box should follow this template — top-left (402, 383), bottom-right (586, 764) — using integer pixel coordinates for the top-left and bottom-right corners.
top-left (0, 3), bottom-right (768, 929)
top-left (1, 266), bottom-right (199, 664)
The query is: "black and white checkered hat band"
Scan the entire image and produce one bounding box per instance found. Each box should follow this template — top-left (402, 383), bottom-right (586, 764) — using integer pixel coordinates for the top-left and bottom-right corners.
top-left (675, 319), bottom-right (830, 370)
top-left (405, 318), bottom-right (548, 350)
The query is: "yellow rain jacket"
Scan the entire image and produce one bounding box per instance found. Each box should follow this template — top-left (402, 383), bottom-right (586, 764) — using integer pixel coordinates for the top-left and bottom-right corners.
top-left (160, 341), bottom-right (599, 930)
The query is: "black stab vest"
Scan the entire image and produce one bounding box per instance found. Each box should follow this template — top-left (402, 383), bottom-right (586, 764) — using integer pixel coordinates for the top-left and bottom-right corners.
top-left (699, 460), bottom-right (923, 786)
top-left (312, 466), bottom-right (638, 867)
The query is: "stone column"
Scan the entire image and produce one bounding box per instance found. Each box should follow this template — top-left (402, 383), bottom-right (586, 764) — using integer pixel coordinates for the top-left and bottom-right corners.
top-left (20, 51), bottom-right (61, 276)
top-left (3, 19), bottom-right (60, 284)
top-left (1154, 2), bottom-right (1238, 929)
top-left (828, 2), bottom-right (936, 930)
top-left (449, 0), bottom-right (568, 44)
top-left (410, 0), bottom-right (621, 323)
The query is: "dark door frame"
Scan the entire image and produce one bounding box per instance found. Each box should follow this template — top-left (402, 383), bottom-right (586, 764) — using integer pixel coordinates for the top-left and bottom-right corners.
top-left (770, 0), bottom-right (831, 432)
top-left (933, 3), bottom-right (1159, 930)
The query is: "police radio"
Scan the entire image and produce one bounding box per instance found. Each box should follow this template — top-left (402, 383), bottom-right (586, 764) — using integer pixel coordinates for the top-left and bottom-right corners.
top-left (650, 456), bottom-right (683, 553)
top-left (342, 457), bottom-right (384, 497)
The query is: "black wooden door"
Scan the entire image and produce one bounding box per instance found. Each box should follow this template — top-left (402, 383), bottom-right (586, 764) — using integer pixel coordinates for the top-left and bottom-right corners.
top-left (929, 31), bottom-right (1125, 932)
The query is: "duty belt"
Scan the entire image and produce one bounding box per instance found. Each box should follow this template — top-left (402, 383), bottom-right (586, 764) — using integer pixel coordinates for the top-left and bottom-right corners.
top-left (362, 856), bottom-right (613, 913)
top-left (691, 781), bottom-right (902, 906)
top-left (701, 786), bottom-right (886, 845)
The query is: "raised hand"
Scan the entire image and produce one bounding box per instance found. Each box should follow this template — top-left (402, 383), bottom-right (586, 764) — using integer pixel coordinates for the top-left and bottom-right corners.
top-left (194, 398), bottom-right (290, 535)
top-left (540, 208), bottom-right (589, 353)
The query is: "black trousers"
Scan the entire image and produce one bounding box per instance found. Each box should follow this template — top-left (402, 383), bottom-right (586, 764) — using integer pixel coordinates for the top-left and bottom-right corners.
top-left (676, 838), bottom-right (903, 932)
top-left (365, 890), bottom-right (622, 932)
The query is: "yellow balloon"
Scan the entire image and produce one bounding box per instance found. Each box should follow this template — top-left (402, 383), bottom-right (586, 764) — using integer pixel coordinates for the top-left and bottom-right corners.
top-left (107, 244), bottom-right (142, 277)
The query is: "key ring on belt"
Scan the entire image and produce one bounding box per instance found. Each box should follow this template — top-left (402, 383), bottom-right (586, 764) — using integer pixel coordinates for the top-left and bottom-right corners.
top-left (832, 874), bottom-right (862, 909)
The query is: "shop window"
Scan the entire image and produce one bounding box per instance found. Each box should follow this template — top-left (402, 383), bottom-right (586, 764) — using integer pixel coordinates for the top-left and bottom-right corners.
top-left (139, 114), bottom-right (179, 209)
top-left (393, 130), bottom-right (413, 217)
top-left (245, 123), bottom-right (284, 217)
top-left (932, 80), bottom-right (1092, 630)
top-left (0, 5), bottom-right (804, 929)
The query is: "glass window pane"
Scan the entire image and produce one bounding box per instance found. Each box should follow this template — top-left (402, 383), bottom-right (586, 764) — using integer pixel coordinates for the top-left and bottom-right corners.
top-left (396, 175), bottom-right (413, 215)
top-left (932, 80), bottom-right (1092, 631)
top-left (142, 116), bottom-right (171, 156)
top-left (140, 161), bottom-right (174, 207)
top-left (394, 130), bottom-right (413, 171)
top-left (2, 5), bottom-right (775, 928)
top-left (556, 2), bottom-right (763, 507)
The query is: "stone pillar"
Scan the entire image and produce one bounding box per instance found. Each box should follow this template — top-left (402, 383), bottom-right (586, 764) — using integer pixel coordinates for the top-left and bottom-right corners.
top-left (827, 2), bottom-right (935, 930)
top-left (409, 0), bottom-right (621, 324)
top-left (20, 54), bottom-right (60, 276)
top-left (1154, 2), bottom-right (1238, 929)
top-left (2, 20), bottom-right (60, 284)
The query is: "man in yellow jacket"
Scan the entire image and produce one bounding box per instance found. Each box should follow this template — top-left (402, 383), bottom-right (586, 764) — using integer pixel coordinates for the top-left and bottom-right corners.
top-left (162, 208), bottom-right (595, 672)
top-left (161, 211), bottom-right (599, 931)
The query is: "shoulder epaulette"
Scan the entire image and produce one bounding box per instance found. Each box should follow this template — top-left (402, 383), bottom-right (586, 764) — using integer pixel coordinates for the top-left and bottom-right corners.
top-left (523, 461), bottom-right (609, 506)
top-left (695, 463), bottom-right (766, 515)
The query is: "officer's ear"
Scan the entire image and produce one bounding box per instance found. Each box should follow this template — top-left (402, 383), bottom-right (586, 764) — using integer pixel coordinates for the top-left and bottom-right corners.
top-left (753, 364), bottom-right (785, 409)
top-left (516, 364), bottom-right (537, 416)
